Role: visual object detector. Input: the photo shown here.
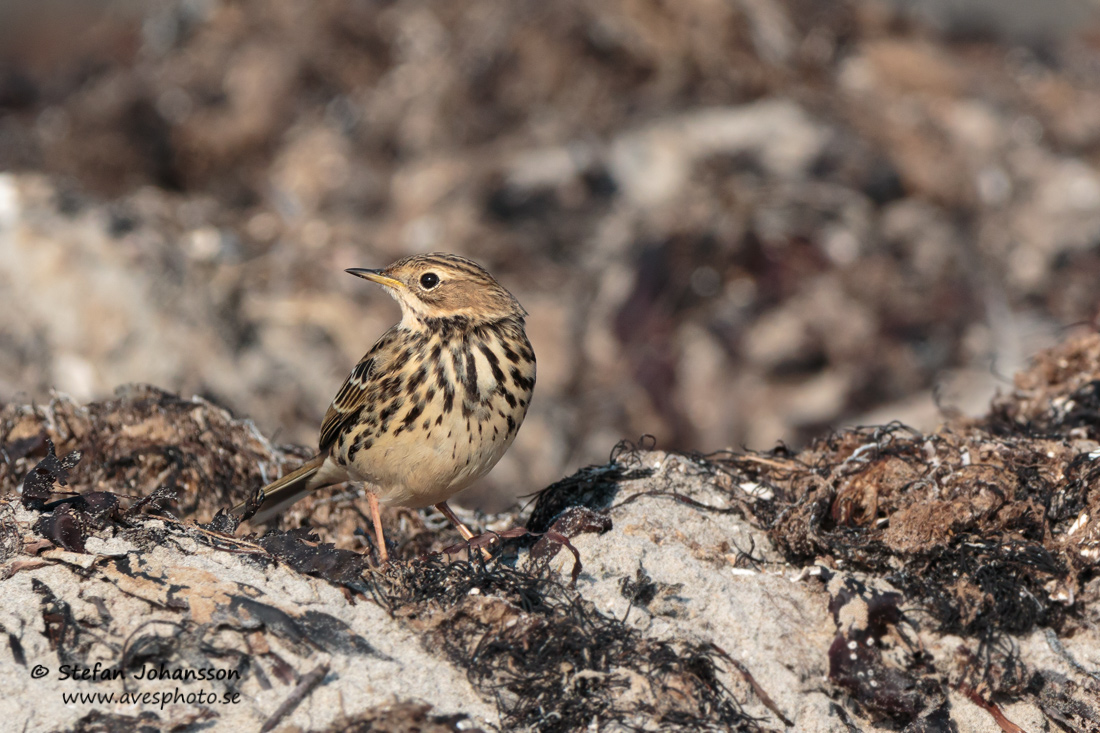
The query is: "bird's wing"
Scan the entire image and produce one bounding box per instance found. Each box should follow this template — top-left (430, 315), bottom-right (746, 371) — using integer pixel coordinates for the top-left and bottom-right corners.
top-left (318, 327), bottom-right (400, 452)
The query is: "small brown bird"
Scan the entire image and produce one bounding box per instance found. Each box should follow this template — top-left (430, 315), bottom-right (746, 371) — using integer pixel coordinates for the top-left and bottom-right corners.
top-left (236, 253), bottom-right (535, 561)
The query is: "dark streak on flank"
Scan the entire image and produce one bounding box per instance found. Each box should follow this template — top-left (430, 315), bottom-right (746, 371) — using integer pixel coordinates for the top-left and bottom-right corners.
top-left (510, 367), bottom-right (534, 392)
top-left (394, 403), bottom-right (423, 436)
top-left (406, 367), bottom-right (427, 392)
top-left (379, 374), bottom-right (404, 401)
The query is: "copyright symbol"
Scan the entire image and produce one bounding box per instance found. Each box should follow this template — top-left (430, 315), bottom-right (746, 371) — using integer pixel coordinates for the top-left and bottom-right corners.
top-left (31, 665), bottom-right (48, 679)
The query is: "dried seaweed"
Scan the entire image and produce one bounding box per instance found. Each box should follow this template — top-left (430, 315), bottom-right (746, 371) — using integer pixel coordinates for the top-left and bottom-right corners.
top-left (525, 439), bottom-right (655, 533)
top-left (22, 438), bottom-right (82, 510)
top-left (52, 709), bottom-right (207, 733)
top-left (319, 702), bottom-right (485, 733)
top-left (257, 528), bottom-right (370, 589)
top-left (260, 663), bottom-right (330, 733)
top-left (894, 539), bottom-right (1066, 637)
top-left (34, 578), bottom-right (92, 669)
top-left (0, 501), bottom-right (23, 562)
top-left (619, 566), bottom-right (659, 608)
top-left (0, 387), bottom-right (295, 524)
top-left (35, 504), bottom-right (87, 552)
top-left (664, 421), bottom-right (1093, 641)
top-left (824, 572), bottom-right (944, 723)
top-left (367, 557), bottom-right (761, 732)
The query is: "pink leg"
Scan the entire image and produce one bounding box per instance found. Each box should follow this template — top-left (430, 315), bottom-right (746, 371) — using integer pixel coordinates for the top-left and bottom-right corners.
top-left (435, 501), bottom-right (492, 559)
top-left (435, 501), bottom-right (476, 540)
top-left (368, 492), bottom-right (389, 563)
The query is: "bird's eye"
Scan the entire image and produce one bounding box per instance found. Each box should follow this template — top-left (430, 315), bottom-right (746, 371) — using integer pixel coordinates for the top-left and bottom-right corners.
top-left (419, 272), bottom-right (440, 290)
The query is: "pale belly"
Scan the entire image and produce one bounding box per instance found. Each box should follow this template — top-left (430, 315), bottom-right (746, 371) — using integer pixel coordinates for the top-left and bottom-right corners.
top-left (344, 399), bottom-right (526, 508)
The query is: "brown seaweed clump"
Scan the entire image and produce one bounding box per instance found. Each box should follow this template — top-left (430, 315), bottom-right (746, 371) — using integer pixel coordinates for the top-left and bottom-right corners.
top-left (525, 333), bottom-right (1100, 728)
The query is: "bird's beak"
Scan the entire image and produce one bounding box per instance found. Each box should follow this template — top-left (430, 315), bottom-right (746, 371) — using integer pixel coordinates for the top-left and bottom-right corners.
top-left (346, 268), bottom-right (405, 290)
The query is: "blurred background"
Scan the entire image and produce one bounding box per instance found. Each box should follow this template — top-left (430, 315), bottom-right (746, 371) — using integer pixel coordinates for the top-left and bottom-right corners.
top-left (3, 0), bottom-right (1100, 509)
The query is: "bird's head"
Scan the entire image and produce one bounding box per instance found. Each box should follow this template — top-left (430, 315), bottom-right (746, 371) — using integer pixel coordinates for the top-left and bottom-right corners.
top-left (347, 253), bottom-right (526, 327)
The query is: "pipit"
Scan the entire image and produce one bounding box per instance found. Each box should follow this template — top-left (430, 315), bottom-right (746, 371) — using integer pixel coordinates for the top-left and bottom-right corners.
top-left (234, 253), bottom-right (535, 562)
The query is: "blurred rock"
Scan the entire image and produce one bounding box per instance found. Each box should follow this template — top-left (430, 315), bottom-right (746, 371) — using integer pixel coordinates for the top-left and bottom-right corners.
top-left (607, 101), bottom-right (826, 206)
top-left (2, 0), bottom-right (1100, 511)
top-left (891, 0), bottom-right (1096, 44)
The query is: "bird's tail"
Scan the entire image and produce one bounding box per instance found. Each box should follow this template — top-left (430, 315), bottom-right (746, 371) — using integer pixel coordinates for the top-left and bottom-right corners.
top-left (233, 454), bottom-right (329, 524)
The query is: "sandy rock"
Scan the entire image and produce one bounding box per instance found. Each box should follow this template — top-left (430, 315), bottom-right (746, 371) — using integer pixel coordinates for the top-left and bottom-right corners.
top-left (0, 507), bottom-right (497, 732)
